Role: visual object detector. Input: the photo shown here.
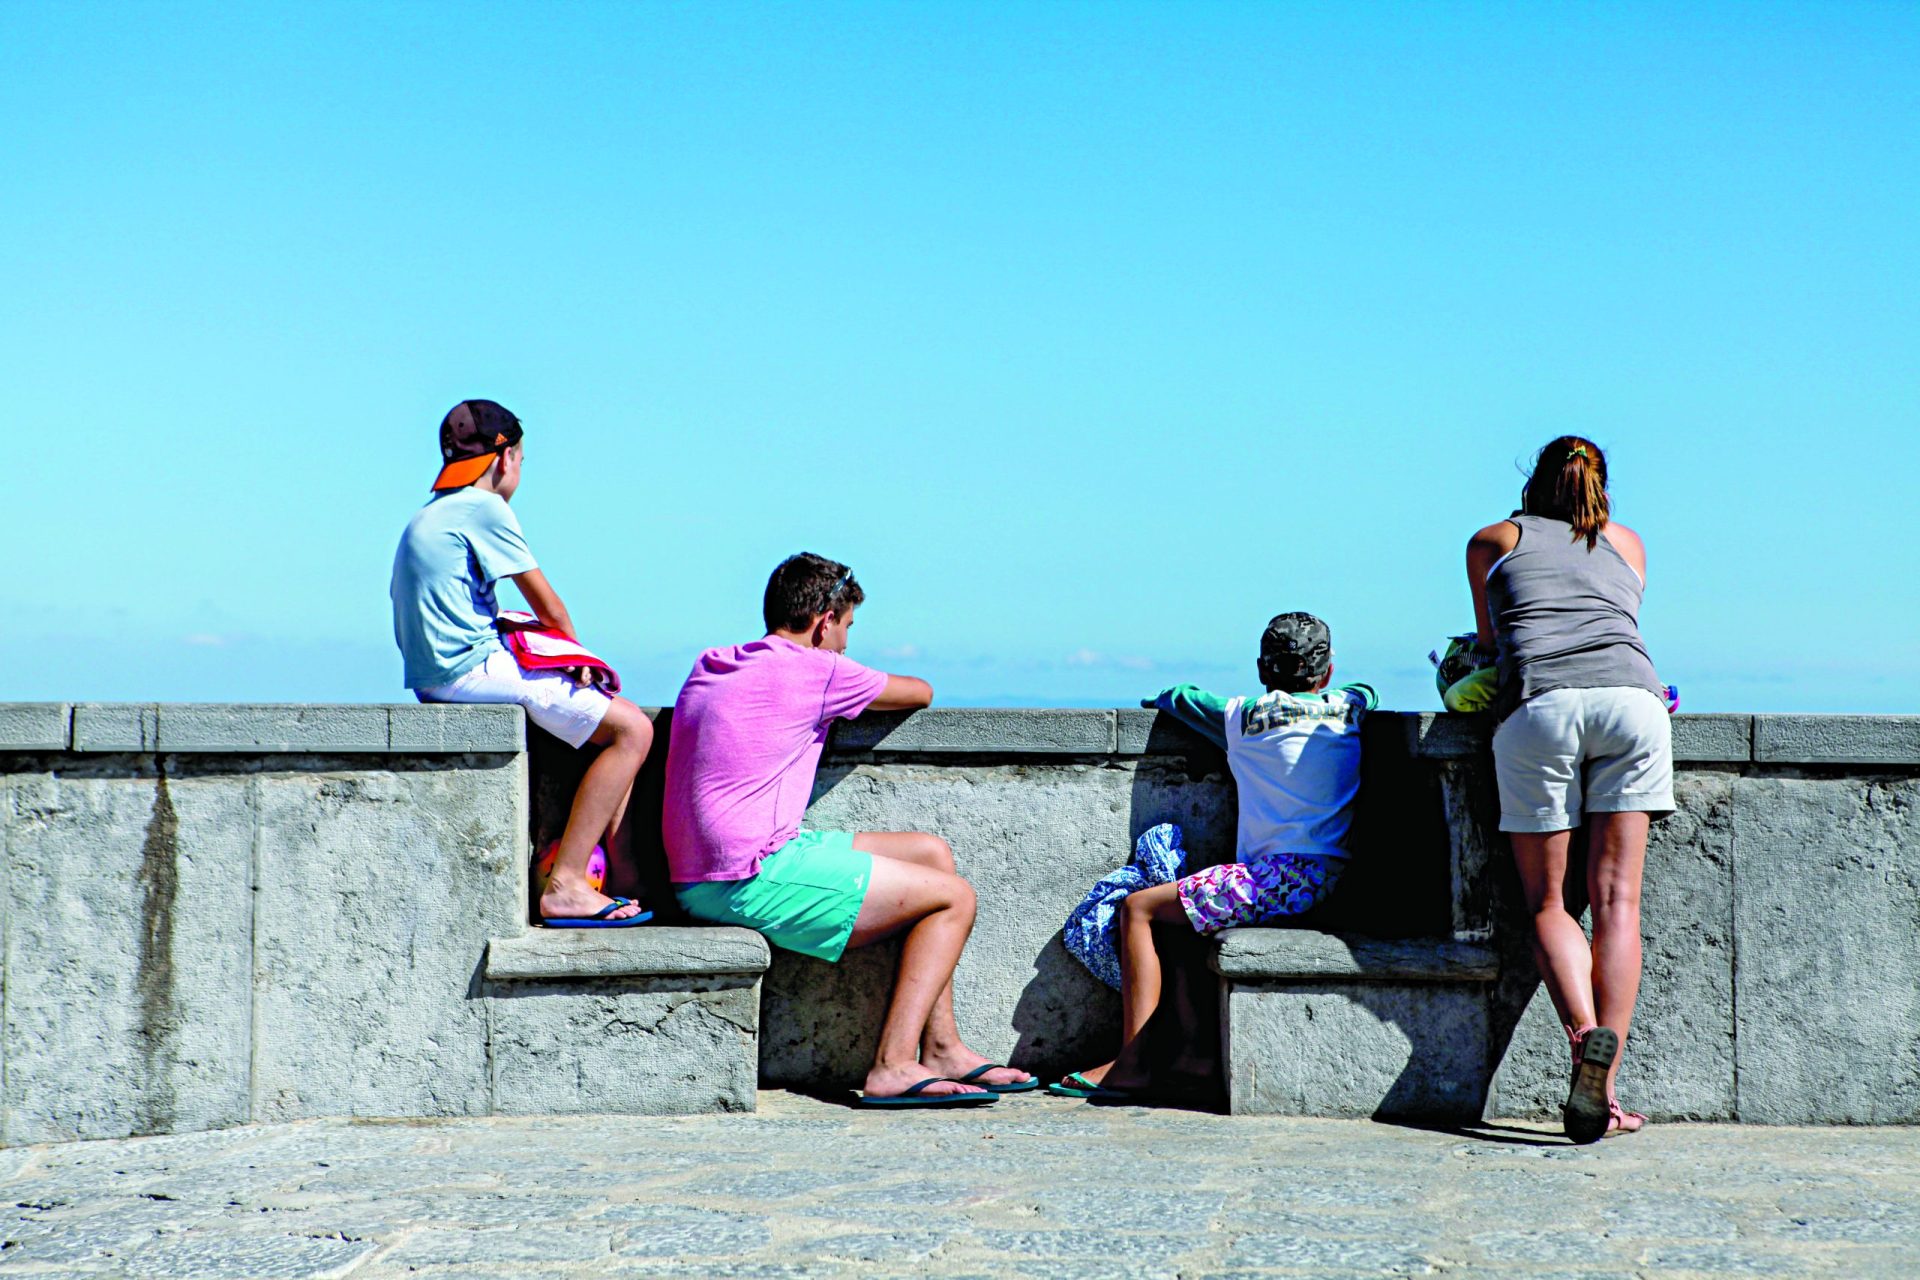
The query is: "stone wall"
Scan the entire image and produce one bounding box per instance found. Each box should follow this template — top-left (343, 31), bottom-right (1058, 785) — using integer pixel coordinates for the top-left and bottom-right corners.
top-left (0, 704), bottom-right (528, 1145)
top-left (4, 702), bottom-right (1917, 1143)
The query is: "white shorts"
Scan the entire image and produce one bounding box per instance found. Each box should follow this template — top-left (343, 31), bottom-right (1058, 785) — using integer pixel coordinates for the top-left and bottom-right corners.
top-left (417, 647), bottom-right (612, 749)
top-left (1492, 686), bottom-right (1674, 833)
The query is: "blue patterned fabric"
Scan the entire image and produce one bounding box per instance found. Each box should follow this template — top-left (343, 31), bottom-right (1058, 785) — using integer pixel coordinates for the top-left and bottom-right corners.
top-left (1063, 822), bottom-right (1190, 989)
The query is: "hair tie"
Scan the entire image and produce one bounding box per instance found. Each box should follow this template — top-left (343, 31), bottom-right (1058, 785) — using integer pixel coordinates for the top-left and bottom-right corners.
top-left (1569, 444), bottom-right (1589, 459)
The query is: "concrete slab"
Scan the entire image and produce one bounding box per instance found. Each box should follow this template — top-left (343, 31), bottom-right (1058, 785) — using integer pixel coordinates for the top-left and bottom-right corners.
top-left (156, 703), bottom-right (393, 753)
top-left (71, 703), bottom-right (160, 751)
top-left (1733, 774), bottom-right (1920, 1123)
top-left (1224, 981), bottom-right (1492, 1118)
top-left (1211, 929), bottom-right (1497, 982)
top-left (1754, 715), bottom-right (1920, 764)
top-left (2, 763), bottom-right (252, 1143)
top-left (1113, 708), bottom-right (1224, 756)
top-left (486, 927), bottom-right (770, 981)
top-left (1403, 713), bottom-right (1490, 760)
top-left (1486, 768), bottom-right (1738, 1122)
top-left (487, 978), bottom-right (761, 1115)
top-left (1673, 714), bottom-right (1752, 762)
top-left (248, 755), bottom-right (527, 1122)
top-left (830, 708), bottom-right (1116, 754)
top-left (0, 704), bottom-right (69, 751)
top-left (387, 704), bottom-right (525, 753)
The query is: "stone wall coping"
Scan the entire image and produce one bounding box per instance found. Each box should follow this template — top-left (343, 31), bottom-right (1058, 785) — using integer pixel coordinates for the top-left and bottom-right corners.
top-left (4, 703), bottom-right (1917, 764)
top-left (1210, 929), bottom-right (1500, 983)
top-left (1, 703), bottom-right (525, 753)
top-left (486, 927), bottom-right (772, 981)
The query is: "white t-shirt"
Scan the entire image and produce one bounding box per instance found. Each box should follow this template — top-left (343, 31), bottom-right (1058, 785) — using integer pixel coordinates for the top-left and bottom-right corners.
top-left (1221, 685), bottom-right (1376, 861)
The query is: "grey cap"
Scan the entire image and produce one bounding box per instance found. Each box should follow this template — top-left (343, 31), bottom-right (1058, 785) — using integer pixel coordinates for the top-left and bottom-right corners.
top-left (1259, 612), bottom-right (1332, 688)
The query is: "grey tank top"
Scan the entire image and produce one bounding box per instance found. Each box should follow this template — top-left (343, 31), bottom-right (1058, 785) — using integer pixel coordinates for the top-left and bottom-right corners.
top-left (1486, 515), bottom-right (1663, 719)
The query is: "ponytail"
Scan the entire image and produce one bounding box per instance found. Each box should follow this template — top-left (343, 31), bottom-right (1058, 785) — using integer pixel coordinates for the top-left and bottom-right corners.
top-left (1521, 436), bottom-right (1610, 550)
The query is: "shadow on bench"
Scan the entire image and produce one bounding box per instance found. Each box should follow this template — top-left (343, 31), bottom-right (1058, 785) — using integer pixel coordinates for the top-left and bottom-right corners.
top-left (1211, 927), bottom-right (1499, 1120)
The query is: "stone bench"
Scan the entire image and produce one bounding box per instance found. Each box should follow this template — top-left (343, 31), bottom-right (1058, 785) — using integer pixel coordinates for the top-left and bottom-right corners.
top-left (484, 927), bottom-right (771, 1116)
top-left (1211, 928), bottom-right (1499, 1119)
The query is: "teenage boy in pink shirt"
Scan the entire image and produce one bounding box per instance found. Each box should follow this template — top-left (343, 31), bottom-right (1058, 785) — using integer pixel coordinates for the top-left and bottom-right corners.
top-left (663, 553), bottom-right (1034, 1108)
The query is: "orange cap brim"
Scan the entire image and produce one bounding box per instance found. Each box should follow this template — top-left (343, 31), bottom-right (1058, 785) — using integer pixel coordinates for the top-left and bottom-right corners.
top-left (432, 451), bottom-right (499, 491)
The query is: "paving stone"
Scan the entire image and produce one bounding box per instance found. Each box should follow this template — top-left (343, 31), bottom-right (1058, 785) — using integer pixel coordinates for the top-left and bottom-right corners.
top-left (1224, 1232), bottom-right (1437, 1272)
top-left (1635, 1243), bottom-right (1801, 1274)
top-left (611, 1210), bottom-right (775, 1256)
top-left (117, 1230), bottom-right (377, 1278)
top-left (801, 1230), bottom-right (951, 1262)
top-left (380, 1225), bottom-right (615, 1265)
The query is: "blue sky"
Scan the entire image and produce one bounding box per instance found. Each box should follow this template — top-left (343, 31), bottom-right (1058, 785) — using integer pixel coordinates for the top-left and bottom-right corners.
top-left (5, 2), bottom-right (1916, 712)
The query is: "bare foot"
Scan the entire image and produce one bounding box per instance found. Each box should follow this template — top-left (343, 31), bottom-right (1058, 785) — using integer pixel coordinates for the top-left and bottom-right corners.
top-left (539, 874), bottom-right (642, 922)
top-left (921, 1048), bottom-right (1032, 1089)
top-left (865, 1063), bottom-right (987, 1100)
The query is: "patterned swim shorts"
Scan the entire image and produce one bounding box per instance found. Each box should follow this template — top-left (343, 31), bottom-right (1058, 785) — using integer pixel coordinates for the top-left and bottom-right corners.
top-left (1175, 853), bottom-right (1343, 934)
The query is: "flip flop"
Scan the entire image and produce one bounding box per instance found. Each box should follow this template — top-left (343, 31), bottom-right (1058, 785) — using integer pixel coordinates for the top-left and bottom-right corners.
top-left (858, 1077), bottom-right (998, 1109)
top-left (539, 897), bottom-right (654, 929)
top-left (950, 1064), bottom-right (1040, 1093)
top-left (1563, 1025), bottom-right (1618, 1144)
top-left (1046, 1071), bottom-right (1132, 1100)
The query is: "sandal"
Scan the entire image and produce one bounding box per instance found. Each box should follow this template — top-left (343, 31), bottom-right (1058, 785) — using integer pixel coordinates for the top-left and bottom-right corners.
top-left (1605, 1095), bottom-right (1648, 1137)
top-left (1563, 1025), bottom-right (1618, 1144)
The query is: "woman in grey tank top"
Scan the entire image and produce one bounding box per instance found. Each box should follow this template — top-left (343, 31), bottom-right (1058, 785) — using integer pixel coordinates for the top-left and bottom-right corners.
top-left (1466, 436), bottom-right (1674, 1143)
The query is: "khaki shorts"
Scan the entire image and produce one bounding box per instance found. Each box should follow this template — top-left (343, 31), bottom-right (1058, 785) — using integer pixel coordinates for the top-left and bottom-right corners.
top-left (1493, 686), bottom-right (1674, 833)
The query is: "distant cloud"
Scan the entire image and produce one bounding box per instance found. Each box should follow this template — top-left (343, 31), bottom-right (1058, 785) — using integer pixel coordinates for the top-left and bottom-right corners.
top-left (877, 643), bottom-right (922, 661)
top-left (182, 633), bottom-right (230, 648)
top-left (1064, 648), bottom-right (1155, 671)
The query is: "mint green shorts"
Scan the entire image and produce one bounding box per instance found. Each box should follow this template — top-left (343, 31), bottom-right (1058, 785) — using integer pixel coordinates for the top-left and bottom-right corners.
top-left (673, 830), bottom-right (872, 962)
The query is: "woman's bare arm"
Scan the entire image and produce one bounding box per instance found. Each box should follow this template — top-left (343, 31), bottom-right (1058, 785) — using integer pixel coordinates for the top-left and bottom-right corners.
top-left (1603, 521), bottom-right (1647, 585)
top-left (1466, 520), bottom-right (1520, 652)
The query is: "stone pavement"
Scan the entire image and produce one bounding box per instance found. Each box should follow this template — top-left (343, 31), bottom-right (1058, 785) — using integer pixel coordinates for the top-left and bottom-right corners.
top-left (2, 1093), bottom-right (1915, 1279)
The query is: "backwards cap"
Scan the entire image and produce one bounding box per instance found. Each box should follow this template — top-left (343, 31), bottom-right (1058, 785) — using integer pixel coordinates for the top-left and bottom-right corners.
top-left (433, 400), bottom-right (524, 491)
top-left (1259, 612), bottom-right (1332, 688)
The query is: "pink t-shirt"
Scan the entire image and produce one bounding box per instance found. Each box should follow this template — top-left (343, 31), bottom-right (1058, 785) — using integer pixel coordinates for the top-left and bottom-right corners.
top-left (662, 636), bottom-right (889, 883)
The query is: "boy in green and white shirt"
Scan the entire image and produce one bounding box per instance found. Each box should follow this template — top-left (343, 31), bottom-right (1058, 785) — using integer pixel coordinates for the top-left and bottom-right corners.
top-left (1053, 611), bottom-right (1376, 1098)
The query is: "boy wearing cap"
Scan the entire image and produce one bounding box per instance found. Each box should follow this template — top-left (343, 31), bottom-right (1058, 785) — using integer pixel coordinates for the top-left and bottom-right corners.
top-left (1052, 612), bottom-right (1378, 1099)
top-left (390, 399), bottom-right (654, 927)
top-left (662, 553), bottom-right (1033, 1107)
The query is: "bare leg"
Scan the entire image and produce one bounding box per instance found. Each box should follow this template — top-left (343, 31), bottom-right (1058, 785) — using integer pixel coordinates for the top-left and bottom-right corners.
top-left (1065, 881), bottom-right (1189, 1088)
top-left (845, 846), bottom-right (987, 1099)
top-left (538, 698), bottom-right (652, 922)
top-left (853, 832), bottom-right (1031, 1088)
top-left (1509, 829), bottom-right (1597, 1034)
top-left (1587, 810), bottom-right (1649, 1127)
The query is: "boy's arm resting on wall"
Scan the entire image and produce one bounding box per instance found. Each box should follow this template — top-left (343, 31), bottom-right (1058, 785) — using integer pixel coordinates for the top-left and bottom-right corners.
top-left (510, 568), bottom-right (578, 641)
top-left (1142, 684), bottom-right (1230, 750)
top-left (868, 674), bottom-right (934, 711)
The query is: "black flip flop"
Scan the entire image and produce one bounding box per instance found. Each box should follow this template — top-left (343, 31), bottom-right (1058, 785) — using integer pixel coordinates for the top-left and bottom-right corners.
top-left (1564, 1026), bottom-right (1618, 1144)
top-left (858, 1077), bottom-right (998, 1108)
top-left (950, 1063), bottom-right (1040, 1093)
